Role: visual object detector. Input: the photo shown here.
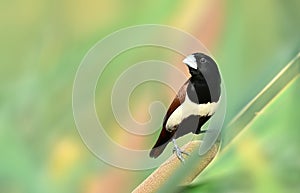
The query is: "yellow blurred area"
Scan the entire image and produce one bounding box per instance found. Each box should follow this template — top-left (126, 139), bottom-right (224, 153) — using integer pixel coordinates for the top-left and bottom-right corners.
top-left (48, 138), bottom-right (82, 180)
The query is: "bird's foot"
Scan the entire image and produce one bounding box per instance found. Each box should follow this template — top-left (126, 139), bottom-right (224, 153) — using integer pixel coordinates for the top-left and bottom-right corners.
top-left (172, 139), bottom-right (189, 163)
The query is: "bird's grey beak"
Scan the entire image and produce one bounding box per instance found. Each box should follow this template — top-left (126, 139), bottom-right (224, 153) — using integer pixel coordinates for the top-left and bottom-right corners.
top-left (183, 55), bottom-right (197, 69)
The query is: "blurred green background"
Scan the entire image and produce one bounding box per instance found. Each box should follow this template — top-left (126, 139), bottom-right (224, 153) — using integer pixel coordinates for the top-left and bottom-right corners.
top-left (1, 0), bottom-right (300, 193)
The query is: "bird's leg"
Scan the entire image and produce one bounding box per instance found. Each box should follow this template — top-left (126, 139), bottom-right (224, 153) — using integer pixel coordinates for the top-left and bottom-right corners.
top-left (172, 138), bottom-right (189, 163)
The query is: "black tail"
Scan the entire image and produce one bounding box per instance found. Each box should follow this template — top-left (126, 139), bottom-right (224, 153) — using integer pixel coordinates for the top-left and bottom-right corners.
top-left (149, 143), bottom-right (168, 158)
top-left (149, 127), bottom-right (175, 158)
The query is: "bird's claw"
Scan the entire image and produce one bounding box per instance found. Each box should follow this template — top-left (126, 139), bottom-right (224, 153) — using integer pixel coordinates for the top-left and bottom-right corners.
top-left (172, 146), bottom-right (189, 163)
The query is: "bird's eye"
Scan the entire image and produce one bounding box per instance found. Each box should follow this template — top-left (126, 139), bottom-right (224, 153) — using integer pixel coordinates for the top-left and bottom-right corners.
top-left (200, 58), bottom-right (206, 63)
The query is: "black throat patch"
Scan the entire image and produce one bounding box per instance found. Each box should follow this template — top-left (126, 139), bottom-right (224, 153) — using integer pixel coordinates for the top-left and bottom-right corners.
top-left (187, 75), bottom-right (220, 104)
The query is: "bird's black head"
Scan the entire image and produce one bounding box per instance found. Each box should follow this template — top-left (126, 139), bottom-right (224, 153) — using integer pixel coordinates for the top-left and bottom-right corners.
top-left (183, 52), bottom-right (221, 84)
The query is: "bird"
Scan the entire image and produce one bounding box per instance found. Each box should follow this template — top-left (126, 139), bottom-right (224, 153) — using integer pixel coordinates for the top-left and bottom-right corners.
top-left (149, 52), bottom-right (221, 162)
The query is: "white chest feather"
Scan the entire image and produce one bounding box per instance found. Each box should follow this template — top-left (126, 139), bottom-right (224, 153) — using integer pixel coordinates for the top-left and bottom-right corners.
top-left (166, 95), bottom-right (219, 131)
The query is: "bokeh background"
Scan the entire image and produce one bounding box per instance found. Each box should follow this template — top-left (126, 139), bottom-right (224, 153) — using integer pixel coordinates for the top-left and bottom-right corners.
top-left (1, 0), bottom-right (300, 193)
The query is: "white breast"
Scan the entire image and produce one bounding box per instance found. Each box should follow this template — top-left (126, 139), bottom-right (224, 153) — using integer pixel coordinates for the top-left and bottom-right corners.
top-left (166, 95), bottom-right (219, 131)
